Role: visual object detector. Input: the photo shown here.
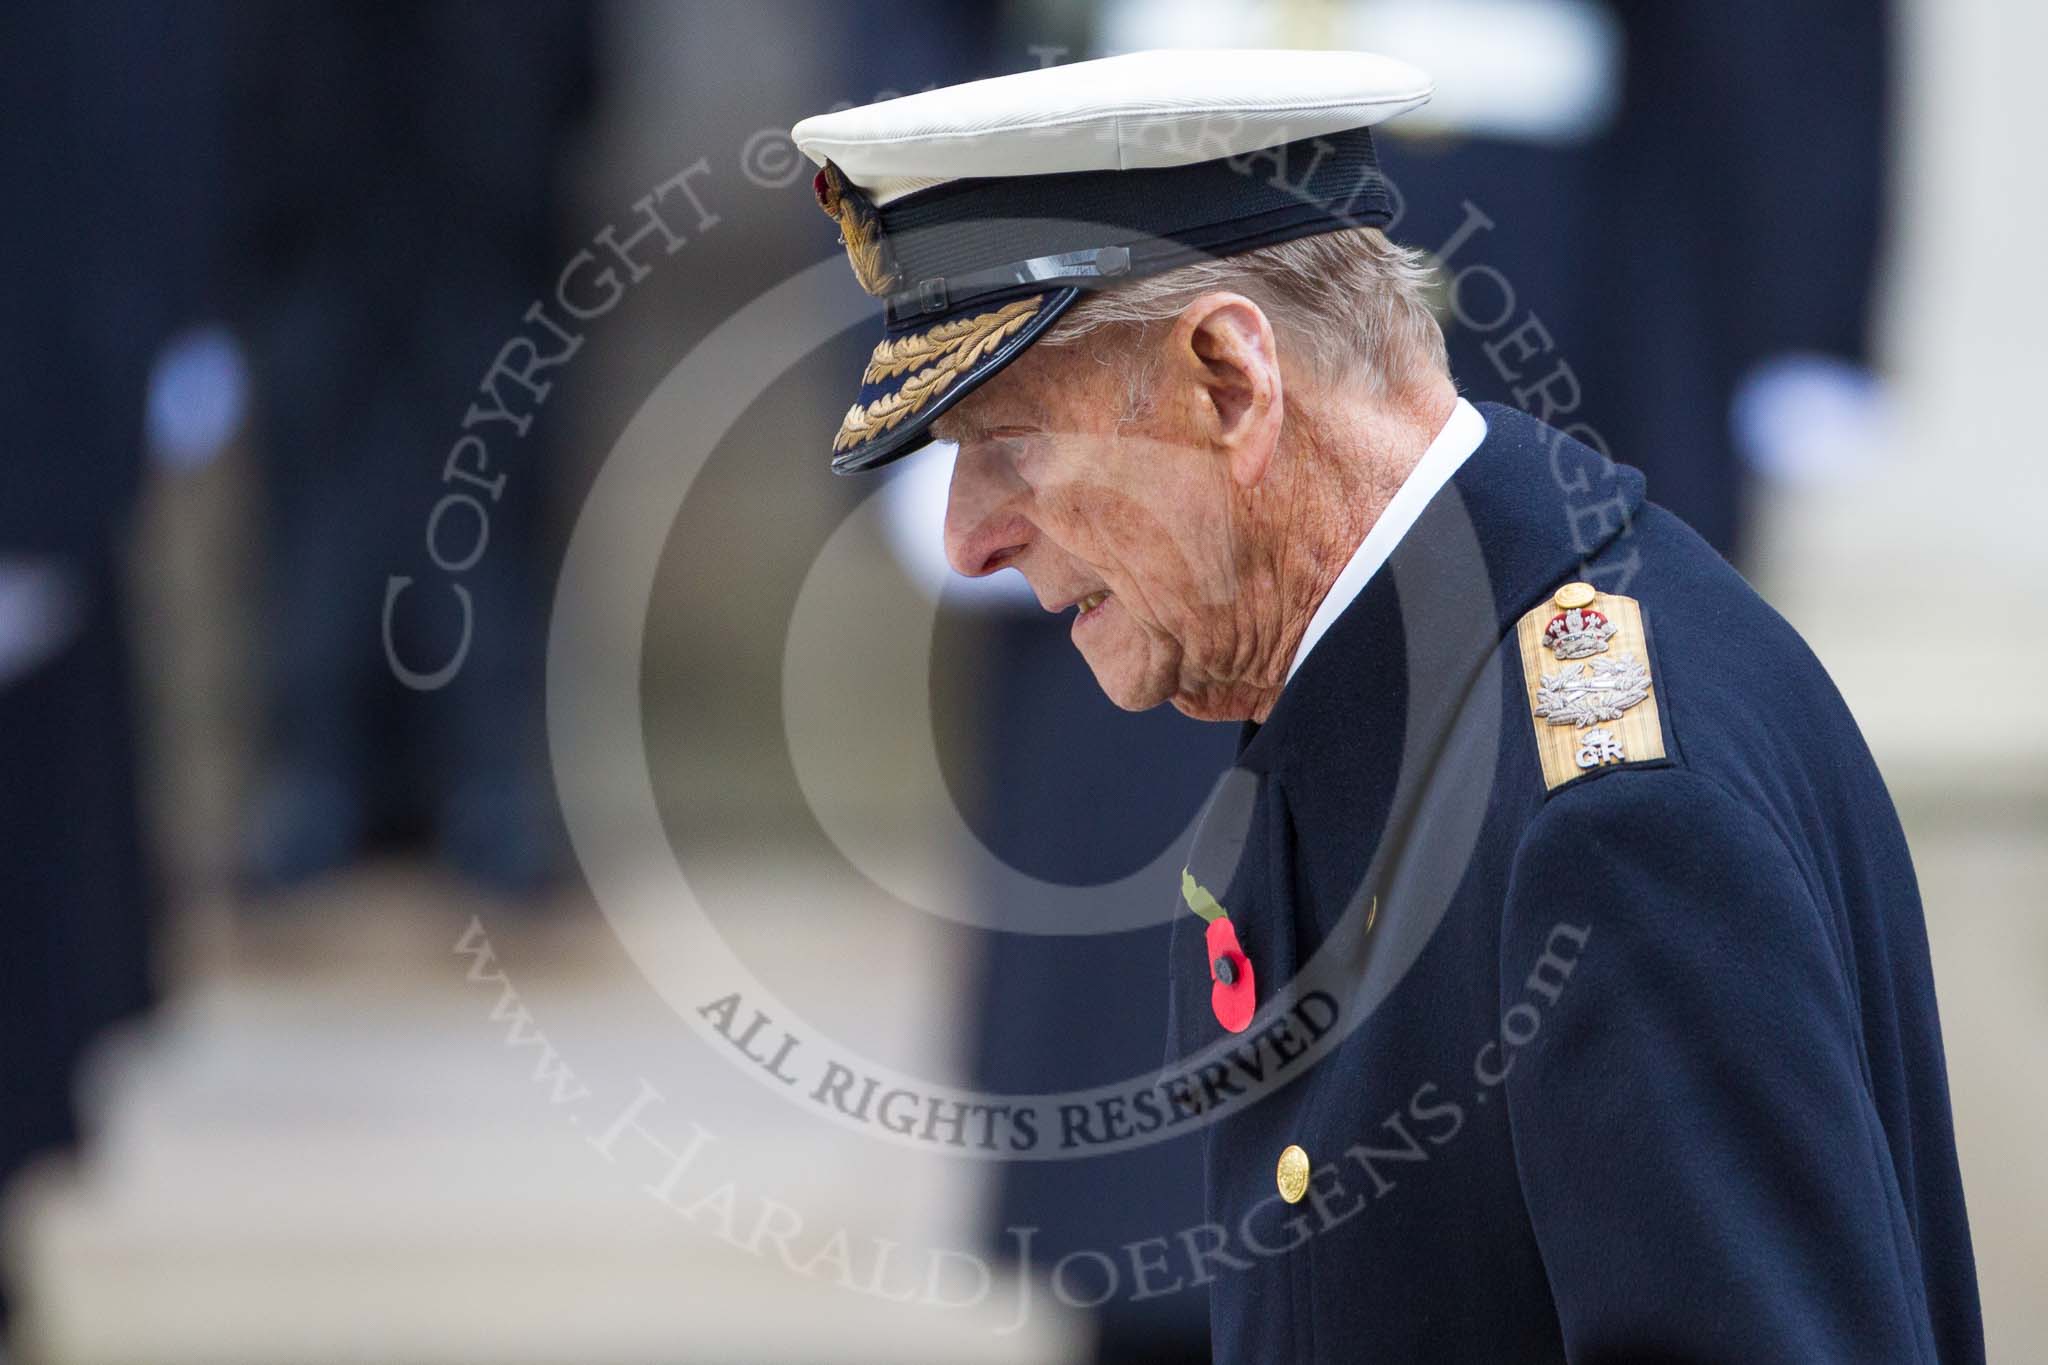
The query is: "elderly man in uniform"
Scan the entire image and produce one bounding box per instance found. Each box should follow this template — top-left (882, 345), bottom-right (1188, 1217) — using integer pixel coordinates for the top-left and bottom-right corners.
top-left (792, 51), bottom-right (1981, 1362)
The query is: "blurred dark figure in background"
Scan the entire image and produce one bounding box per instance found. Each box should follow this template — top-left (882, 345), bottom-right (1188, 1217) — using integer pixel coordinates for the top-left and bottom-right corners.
top-left (223, 2), bottom-right (593, 898)
top-left (1591, 0), bottom-right (1890, 558)
top-left (0, 0), bottom-right (225, 1339)
top-left (1389, 0), bottom-right (1889, 561)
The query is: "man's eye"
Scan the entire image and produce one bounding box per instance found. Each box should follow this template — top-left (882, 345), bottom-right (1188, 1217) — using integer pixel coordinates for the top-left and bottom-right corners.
top-left (999, 432), bottom-right (1050, 475)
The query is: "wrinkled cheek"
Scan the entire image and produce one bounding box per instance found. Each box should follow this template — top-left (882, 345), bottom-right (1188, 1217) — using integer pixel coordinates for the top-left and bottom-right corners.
top-left (1153, 596), bottom-right (1225, 672)
top-left (1056, 477), bottom-right (1177, 556)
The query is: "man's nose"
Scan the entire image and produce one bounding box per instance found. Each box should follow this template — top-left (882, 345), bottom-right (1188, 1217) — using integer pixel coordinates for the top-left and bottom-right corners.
top-left (943, 443), bottom-right (1031, 578)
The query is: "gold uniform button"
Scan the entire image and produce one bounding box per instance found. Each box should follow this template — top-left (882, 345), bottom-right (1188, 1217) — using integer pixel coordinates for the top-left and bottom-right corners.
top-left (1552, 581), bottom-right (1597, 610)
top-left (1276, 1144), bottom-right (1311, 1204)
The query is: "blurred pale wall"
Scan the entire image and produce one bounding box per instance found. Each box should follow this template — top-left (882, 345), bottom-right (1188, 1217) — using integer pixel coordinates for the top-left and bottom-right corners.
top-left (1751, 0), bottom-right (2048, 1353)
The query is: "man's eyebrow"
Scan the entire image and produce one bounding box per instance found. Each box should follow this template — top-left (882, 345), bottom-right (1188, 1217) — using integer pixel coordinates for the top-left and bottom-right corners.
top-left (932, 396), bottom-right (1046, 445)
top-left (931, 408), bottom-right (998, 445)
top-left (928, 410), bottom-right (982, 444)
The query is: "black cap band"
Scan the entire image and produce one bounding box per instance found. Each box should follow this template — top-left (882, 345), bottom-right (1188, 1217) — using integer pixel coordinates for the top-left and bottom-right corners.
top-left (875, 126), bottom-right (1395, 324)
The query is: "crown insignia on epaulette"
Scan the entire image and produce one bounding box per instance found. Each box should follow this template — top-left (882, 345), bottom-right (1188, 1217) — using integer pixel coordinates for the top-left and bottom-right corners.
top-left (1542, 606), bottom-right (1617, 660)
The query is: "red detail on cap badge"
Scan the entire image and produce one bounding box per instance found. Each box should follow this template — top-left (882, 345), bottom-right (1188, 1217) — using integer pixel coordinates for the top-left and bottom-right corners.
top-left (1206, 917), bottom-right (1256, 1034)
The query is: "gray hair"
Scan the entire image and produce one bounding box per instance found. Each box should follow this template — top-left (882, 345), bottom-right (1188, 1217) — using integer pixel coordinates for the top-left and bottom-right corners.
top-left (1040, 226), bottom-right (1448, 406)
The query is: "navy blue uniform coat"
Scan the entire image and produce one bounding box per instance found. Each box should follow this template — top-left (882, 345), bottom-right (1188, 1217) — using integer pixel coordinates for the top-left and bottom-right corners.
top-left (1165, 404), bottom-right (1982, 1362)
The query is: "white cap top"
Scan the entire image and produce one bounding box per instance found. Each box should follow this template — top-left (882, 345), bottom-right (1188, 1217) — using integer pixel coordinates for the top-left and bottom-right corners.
top-left (792, 49), bottom-right (1433, 205)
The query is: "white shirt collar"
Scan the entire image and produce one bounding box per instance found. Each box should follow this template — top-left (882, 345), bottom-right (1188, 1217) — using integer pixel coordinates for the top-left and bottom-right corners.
top-left (1284, 397), bottom-right (1489, 685)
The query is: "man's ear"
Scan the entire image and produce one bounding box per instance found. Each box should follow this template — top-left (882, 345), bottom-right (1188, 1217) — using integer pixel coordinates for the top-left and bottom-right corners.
top-left (1170, 292), bottom-right (1284, 490)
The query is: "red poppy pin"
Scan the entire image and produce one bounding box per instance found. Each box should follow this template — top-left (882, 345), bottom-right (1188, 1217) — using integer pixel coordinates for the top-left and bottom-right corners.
top-left (1183, 869), bottom-right (1255, 1033)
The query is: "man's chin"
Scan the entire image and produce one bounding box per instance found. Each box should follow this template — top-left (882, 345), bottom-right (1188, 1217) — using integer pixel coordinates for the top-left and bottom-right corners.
top-left (1074, 647), bottom-right (1172, 713)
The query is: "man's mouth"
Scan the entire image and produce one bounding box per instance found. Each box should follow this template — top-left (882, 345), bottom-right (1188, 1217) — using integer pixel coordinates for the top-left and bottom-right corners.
top-left (1075, 590), bottom-right (1110, 618)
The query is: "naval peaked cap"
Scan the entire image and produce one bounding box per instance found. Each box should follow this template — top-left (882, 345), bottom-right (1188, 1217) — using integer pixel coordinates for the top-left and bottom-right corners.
top-left (790, 49), bottom-right (1433, 472)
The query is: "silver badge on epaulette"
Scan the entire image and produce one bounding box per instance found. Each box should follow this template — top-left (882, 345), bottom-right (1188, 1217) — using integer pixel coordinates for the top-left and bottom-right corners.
top-left (1575, 727), bottom-right (1627, 768)
top-left (1533, 654), bottom-right (1651, 728)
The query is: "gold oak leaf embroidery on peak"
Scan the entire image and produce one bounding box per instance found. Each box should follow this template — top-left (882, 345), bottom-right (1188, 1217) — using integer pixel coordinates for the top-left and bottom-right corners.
top-left (833, 297), bottom-right (1045, 451)
top-left (861, 297), bottom-right (1045, 382)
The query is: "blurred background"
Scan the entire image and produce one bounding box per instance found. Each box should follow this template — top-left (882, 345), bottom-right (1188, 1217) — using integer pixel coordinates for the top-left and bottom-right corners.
top-left (2, 1), bottom-right (2043, 1362)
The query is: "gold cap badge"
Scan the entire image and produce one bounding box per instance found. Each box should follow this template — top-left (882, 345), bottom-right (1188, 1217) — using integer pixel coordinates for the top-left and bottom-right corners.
top-left (812, 160), bottom-right (900, 295)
